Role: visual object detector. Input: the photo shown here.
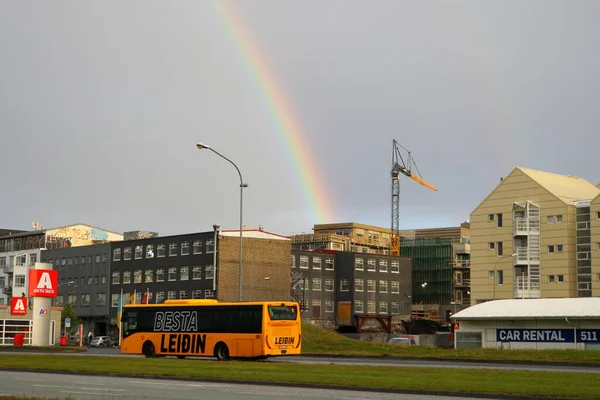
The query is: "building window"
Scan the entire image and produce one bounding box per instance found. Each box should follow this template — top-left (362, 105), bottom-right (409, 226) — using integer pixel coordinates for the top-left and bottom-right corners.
top-left (290, 256), bottom-right (295, 268)
top-left (312, 278), bottom-right (321, 291)
top-left (496, 242), bottom-right (503, 256)
top-left (488, 214), bottom-right (494, 221)
top-left (94, 254), bottom-right (99, 264)
top-left (597, 211), bottom-right (600, 219)
top-left (169, 243), bottom-right (177, 256)
top-left (180, 266), bottom-right (189, 281)
top-left (548, 216), bottom-right (554, 224)
top-left (367, 259), bottom-right (376, 271)
top-left (146, 245), bottom-right (155, 258)
top-left (192, 266), bottom-right (202, 280)
top-left (14, 275), bottom-right (26, 287)
top-left (123, 247), bottom-right (132, 260)
top-left (379, 260), bottom-right (388, 272)
top-left (180, 290), bottom-right (189, 299)
top-left (156, 292), bottom-right (165, 303)
top-left (367, 280), bottom-right (376, 292)
top-left (206, 265), bottom-right (214, 279)
top-left (391, 281), bottom-right (400, 294)
top-left (312, 257), bottom-right (321, 269)
top-left (556, 215), bottom-right (563, 223)
top-left (489, 242), bottom-right (495, 250)
top-left (557, 275), bottom-right (564, 283)
top-left (597, 243), bottom-right (600, 251)
top-left (168, 291), bottom-right (176, 300)
top-left (379, 280), bottom-right (388, 293)
top-left (497, 270), bottom-right (503, 285)
top-left (181, 241), bottom-right (190, 255)
top-left (157, 244), bottom-right (166, 257)
top-left (367, 301), bottom-right (376, 314)
top-left (299, 256), bottom-right (309, 269)
top-left (123, 271), bottom-right (131, 284)
top-left (156, 269), bottom-right (165, 282)
top-left (379, 301), bottom-right (388, 314)
top-left (97, 293), bottom-right (107, 306)
top-left (102, 254), bottom-right (108, 263)
top-left (497, 213), bottom-right (503, 227)
top-left (548, 245), bottom-right (555, 253)
top-left (111, 272), bottom-right (120, 284)
top-left (391, 261), bottom-right (399, 274)
top-left (134, 270), bottom-right (142, 284)
top-left (355, 258), bottom-right (364, 271)
top-left (325, 257), bottom-right (334, 270)
top-left (557, 245), bottom-right (563, 252)
top-left (206, 239), bottom-right (215, 253)
top-left (325, 300), bottom-right (334, 313)
top-left (113, 249), bottom-right (121, 261)
top-left (111, 294), bottom-right (120, 307)
top-left (354, 300), bottom-right (364, 313)
top-left (168, 267), bottom-right (177, 281)
top-left (548, 275), bottom-right (555, 283)
top-left (81, 294), bottom-right (91, 306)
top-left (340, 279), bottom-right (349, 292)
top-left (101, 275), bottom-right (107, 284)
top-left (325, 279), bottom-right (334, 292)
top-left (94, 276), bottom-right (99, 285)
top-left (145, 270), bottom-right (153, 283)
top-left (355, 279), bottom-right (364, 292)
top-left (391, 301), bottom-right (400, 314)
top-left (135, 246), bottom-right (143, 259)
top-left (193, 240), bottom-right (202, 254)
top-left (192, 289), bottom-right (203, 299)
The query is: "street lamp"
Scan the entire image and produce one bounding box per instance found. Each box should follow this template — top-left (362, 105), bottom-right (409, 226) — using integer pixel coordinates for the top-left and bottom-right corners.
top-left (493, 253), bottom-right (517, 301)
top-left (196, 142), bottom-right (248, 301)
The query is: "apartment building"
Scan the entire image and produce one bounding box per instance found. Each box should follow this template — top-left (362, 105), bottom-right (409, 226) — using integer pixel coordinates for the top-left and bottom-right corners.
top-left (291, 222), bottom-right (392, 254)
top-left (291, 249), bottom-right (412, 331)
top-left (470, 167), bottom-right (600, 304)
top-left (592, 194), bottom-right (600, 295)
top-left (40, 244), bottom-right (111, 336)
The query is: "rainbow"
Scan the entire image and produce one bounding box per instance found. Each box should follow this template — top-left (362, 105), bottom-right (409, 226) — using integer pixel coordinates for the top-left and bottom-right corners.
top-left (213, 1), bottom-right (334, 224)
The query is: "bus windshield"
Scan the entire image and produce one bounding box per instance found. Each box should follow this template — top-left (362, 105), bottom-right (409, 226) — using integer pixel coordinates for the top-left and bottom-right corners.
top-left (268, 305), bottom-right (298, 321)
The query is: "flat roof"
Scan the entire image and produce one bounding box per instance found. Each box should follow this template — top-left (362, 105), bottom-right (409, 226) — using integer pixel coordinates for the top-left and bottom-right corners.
top-left (451, 298), bottom-right (600, 320)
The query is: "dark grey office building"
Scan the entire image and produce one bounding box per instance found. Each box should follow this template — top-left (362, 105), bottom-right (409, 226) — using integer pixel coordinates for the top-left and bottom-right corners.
top-left (41, 244), bottom-right (111, 336)
top-left (108, 231), bottom-right (217, 333)
top-left (291, 250), bottom-right (412, 332)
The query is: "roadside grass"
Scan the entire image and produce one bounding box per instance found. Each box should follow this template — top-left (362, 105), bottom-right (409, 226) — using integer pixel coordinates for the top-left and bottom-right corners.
top-left (0, 354), bottom-right (598, 399)
top-left (0, 346), bottom-right (86, 353)
top-left (301, 322), bottom-right (600, 365)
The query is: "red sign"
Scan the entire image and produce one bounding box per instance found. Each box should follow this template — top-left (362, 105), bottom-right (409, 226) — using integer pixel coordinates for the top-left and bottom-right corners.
top-left (11, 297), bottom-right (27, 315)
top-left (28, 269), bottom-right (59, 298)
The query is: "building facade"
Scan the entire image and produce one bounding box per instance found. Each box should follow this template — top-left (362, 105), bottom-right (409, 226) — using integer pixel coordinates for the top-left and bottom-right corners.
top-left (291, 249), bottom-right (412, 331)
top-left (291, 222), bottom-right (392, 254)
top-left (470, 167), bottom-right (600, 304)
top-left (40, 244), bottom-right (111, 336)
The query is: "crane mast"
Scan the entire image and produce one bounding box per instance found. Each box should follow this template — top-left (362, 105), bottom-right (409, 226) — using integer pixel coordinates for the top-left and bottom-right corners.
top-left (390, 140), bottom-right (437, 256)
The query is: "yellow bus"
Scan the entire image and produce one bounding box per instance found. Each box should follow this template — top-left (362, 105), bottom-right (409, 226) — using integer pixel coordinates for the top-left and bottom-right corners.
top-left (119, 299), bottom-right (301, 360)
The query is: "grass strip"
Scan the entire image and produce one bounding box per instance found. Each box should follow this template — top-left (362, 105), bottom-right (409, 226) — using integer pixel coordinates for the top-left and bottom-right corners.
top-left (0, 354), bottom-right (598, 399)
top-left (301, 323), bottom-right (600, 365)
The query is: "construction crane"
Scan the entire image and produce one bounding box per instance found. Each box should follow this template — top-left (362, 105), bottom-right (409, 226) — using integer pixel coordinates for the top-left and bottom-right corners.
top-left (390, 139), bottom-right (438, 256)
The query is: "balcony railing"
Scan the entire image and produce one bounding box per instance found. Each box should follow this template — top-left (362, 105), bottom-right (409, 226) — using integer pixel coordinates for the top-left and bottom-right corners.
top-left (513, 217), bottom-right (540, 236)
top-left (514, 247), bottom-right (540, 264)
top-left (452, 260), bottom-right (471, 269)
top-left (513, 277), bottom-right (541, 299)
top-left (454, 278), bottom-right (470, 287)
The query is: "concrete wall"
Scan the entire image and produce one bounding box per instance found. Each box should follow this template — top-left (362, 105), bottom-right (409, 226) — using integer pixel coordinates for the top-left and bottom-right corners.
top-left (217, 236), bottom-right (291, 302)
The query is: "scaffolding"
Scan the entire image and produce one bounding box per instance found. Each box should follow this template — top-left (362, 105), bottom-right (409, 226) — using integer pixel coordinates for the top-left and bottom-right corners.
top-left (400, 238), bottom-right (454, 305)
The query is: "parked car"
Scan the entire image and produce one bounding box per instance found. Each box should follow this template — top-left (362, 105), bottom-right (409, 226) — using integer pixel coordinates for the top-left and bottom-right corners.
top-left (90, 336), bottom-right (113, 347)
top-left (388, 337), bottom-right (416, 346)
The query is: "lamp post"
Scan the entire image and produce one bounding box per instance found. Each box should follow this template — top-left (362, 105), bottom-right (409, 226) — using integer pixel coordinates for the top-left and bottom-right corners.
top-left (197, 142), bottom-right (248, 301)
top-left (493, 253), bottom-right (516, 301)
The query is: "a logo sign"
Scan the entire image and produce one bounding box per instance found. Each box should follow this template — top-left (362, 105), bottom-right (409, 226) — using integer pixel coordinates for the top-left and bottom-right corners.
top-left (39, 309), bottom-right (48, 316)
top-left (28, 269), bottom-right (58, 298)
top-left (65, 317), bottom-right (71, 328)
top-left (10, 297), bottom-right (27, 315)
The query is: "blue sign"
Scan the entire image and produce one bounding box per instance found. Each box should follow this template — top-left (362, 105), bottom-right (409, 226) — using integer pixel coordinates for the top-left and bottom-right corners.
top-left (65, 317), bottom-right (71, 324)
top-left (577, 329), bottom-right (600, 343)
top-left (497, 329), bottom-right (575, 343)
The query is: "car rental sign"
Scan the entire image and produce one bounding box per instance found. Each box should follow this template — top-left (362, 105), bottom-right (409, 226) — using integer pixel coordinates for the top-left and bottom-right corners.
top-left (28, 269), bottom-right (59, 298)
top-left (497, 328), bottom-right (600, 343)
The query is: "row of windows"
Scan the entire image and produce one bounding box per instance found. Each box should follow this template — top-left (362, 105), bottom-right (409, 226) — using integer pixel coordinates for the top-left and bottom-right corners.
top-left (56, 293), bottom-right (107, 307)
top-left (113, 240), bottom-right (214, 261)
top-left (0, 254), bottom-right (37, 268)
top-left (46, 254), bottom-right (108, 267)
top-left (298, 278), bottom-right (402, 293)
top-left (58, 276), bottom-right (107, 287)
top-left (109, 289), bottom-right (215, 307)
top-left (489, 242), bottom-right (600, 254)
top-left (111, 265), bottom-right (214, 284)
top-left (292, 255), bottom-right (402, 273)
top-left (300, 299), bottom-right (402, 315)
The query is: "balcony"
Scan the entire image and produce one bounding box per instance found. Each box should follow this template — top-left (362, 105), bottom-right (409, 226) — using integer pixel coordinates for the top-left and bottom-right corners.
top-left (514, 247), bottom-right (540, 264)
top-left (512, 218), bottom-right (540, 236)
top-left (454, 278), bottom-right (470, 287)
top-left (452, 260), bottom-right (471, 269)
top-left (513, 277), bottom-right (541, 299)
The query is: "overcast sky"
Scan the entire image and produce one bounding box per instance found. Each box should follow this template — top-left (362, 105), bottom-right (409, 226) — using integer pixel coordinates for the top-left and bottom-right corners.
top-left (1, 0), bottom-right (599, 237)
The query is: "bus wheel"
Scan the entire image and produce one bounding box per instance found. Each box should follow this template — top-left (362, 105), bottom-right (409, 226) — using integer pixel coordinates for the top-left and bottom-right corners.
top-left (143, 341), bottom-right (156, 358)
top-left (215, 343), bottom-right (229, 361)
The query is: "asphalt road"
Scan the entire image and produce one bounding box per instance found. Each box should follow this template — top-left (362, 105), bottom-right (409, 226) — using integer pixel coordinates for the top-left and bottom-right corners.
top-left (13, 347), bottom-right (600, 374)
top-left (0, 370), bottom-right (498, 400)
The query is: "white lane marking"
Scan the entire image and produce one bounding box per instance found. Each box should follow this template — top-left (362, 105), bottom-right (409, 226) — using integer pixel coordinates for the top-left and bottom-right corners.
top-left (124, 380), bottom-right (221, 388)
top-left (34, 384), bottom-right (125, 392)
top-left (60, 391), bottom-right (121, 396)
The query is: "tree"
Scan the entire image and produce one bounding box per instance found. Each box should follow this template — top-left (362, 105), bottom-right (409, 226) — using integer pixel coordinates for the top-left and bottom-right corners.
top-left (61, 303), bottom-right (80, 332)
